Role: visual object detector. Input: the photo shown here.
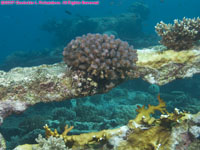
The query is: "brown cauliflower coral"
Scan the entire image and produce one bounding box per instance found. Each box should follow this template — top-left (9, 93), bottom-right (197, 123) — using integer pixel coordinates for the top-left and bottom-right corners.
top-left (63, 33), bottom-right (138, 81)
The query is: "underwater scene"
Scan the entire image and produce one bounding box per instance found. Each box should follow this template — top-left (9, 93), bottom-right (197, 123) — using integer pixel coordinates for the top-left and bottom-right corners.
top-left (0, 0), bottom-right (200, 149)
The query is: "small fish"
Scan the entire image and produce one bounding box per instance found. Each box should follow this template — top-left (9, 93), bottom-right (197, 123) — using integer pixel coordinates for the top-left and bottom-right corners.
top-left (65, 10), bottom-right (72, 15)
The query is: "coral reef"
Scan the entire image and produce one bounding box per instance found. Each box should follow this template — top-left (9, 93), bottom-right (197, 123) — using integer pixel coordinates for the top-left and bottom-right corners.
top-left (1, 86), bottom-right (141, 149)
top-left (1, 79), bottom-right (200, 149)
top-left (155, 17), bottom-right (200, 50)
top-left (0, 46), bottom-right (200, 126)
top-left (33, 134), bottom-right (68, 150)
top-left (1, 42), bottom-right (200, 149)
top-left (63, 33), bottom-right (137, 91)
top-left (161, 91), bottom-right (200, 113)
top-left (13, 96), bottom-right (200, 150)
top-left (40, 2), bottom-right (150, 47)
top-left (1, 4), bottom-right (200, 150)
top-left (18, 115), bottom-right (49, 133)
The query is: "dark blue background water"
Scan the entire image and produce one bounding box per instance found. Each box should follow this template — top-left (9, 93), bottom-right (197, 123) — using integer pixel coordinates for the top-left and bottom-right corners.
top-left (0, 0), bottom-right (200, 64)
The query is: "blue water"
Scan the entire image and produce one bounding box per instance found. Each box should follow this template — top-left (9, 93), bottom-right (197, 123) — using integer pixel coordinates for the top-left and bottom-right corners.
top-left (0, 0), bottom-right (200, 64)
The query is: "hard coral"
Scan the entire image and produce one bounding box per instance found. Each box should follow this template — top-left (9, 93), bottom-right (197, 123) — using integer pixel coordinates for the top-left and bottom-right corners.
top-left (63, 33), bottom-right (138, 81)
top-left (128, 95), bottom-right (167, 128)
top-left (44, 124), bottom-right (74, 139)
top-left (155, 17), bottom-right (200, 51)
top-left (33, 134), bottom-right (67, 150)
top-left (63, 33), bottom-right (138, 93)
top-left (43, 124), bottom-right (119, 149)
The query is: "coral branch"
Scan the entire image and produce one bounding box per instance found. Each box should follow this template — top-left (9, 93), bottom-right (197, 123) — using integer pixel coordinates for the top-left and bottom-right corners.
top-left (128, 95), bottom-right (167, 127)
top-left (155, 17), bottom-right (200, 50)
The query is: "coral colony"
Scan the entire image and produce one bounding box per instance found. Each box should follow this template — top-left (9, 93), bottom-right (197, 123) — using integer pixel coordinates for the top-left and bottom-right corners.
top-left (155, 17), bottom-right (200, 50)
top-left (63, 34), bottom-right (137, 80)
top-left (63, 33), bottom-right (138, 92)
top-left (0, 17), bottom-right (200, 150)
